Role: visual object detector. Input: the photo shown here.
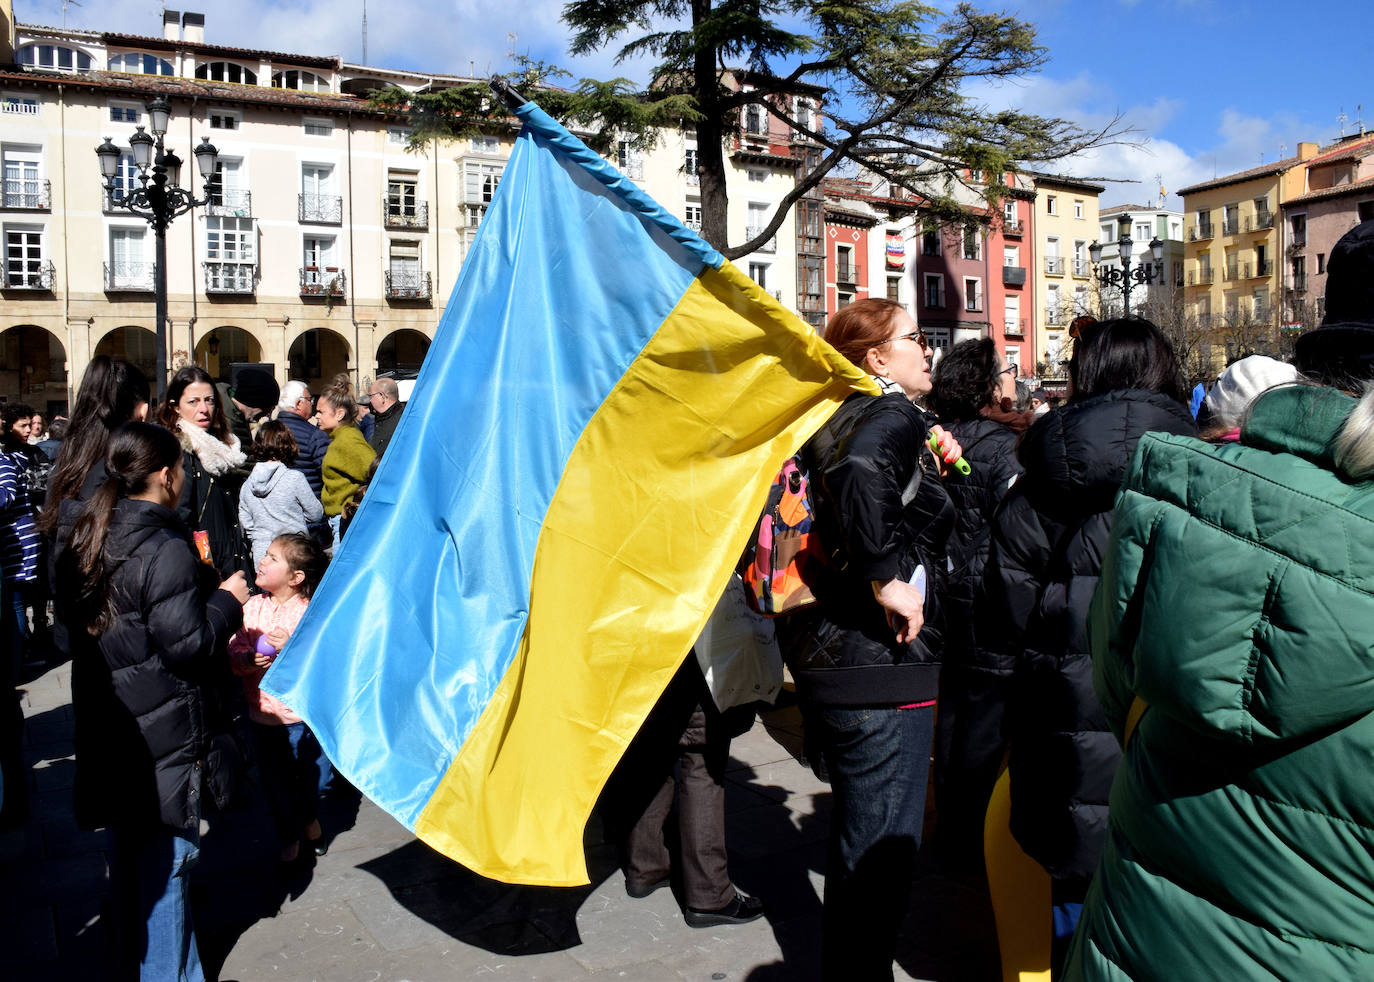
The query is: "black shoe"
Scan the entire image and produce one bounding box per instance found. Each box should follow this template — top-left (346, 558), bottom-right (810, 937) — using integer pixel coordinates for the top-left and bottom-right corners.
top-left (684, 890), bottom-right (765, 928)
top-left (625, 874), bottom-right (670, 899)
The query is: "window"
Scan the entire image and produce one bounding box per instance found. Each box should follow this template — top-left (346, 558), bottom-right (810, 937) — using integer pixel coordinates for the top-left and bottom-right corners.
top-left (3, 226), bottom-right (45, 286)
top-left (1135, 222), bottom-right (1151, 241)
top-left (106, 151), bottom-right (137, 206)
top-left (746, 202), bottom-right (769, 244)
top-left (684, 146), bottom-right (699, 184)
top-left (1317, 253), bottom-right (1326, 274)
top-left (209, 157), bottom-right (249, 214)
top-left (2, 94), bottom-right (40, 115)
top-left (462, 160), bottom-right (504, 226)
top-left (1046, 195), bottom-right (1057, 216)
top-left (836, 245), bottom-right (854, 283)
top-left (108, 101), bottom-right (141, 124)
top-left (1005, 346), bottom-right (1020, 374)
top-left (616, 140), bottom-right (643, 180)
top-left (1044, 236), bottom-right (1061, 274)
top-left (1100, 223), bottom-right (1113, 243)
top-left (209, 109), bottom-right (240, 130)
top-left (300, 164), bottom-right (339, 222)
top-left (1004, 200), bottom-right (1017, 223)
top-left (206, 216), bottom-right (255, 263)
top-left (969, 168), bottom-right (983, 183)
top-left (1004, 294), bottom-right (1020, 333)
top-left (302, 234), bottom-right (337, 273)
top-left (962, 227), bottom-right (980, 261)
top-left (301, 164), bottom-right (334, 196)
top-left (387, 127), bottom-right (410, 146)
top-left (795, 98), bottom-right (812, 130)
top-left (1074, 199), bottom-right (1083, 219)
top-left (748, 262), bottom-right (768, 290)
top-left (684, 203), bottom-right (702, 231)
top-left (273, 70), bottom-right (330, 93)
top-left (1004, 246), bottom-right (1019, 267)
top-left (748, 168), bottom-right (768, 183)
top-left (923, 273), bottom-right (944, 309)
top-left (744, 103), bottom-right (764, 135)
top-left (964, 277), bottom-right (981, 312)
top-left (107, 52), bottom-right (174, 76)
top-left (194, 61), bottom-right (257, 85)
top-left (387, 170), bottom-right (419, 219)
top-left (389, 239), bottom-right (421, 287)
top-left (887, 276), bottom-right (900, 302)
top-left (1046, 284), bottom-right (1061, 323)
top-left (303, 117), bottom-right (333, 137)
top-left (1073, 240), bottom-right (1088, 276)
top-left (2, 147), bottom-right (43, 208)
top-left (1224, 203), bottom-right (1239, 233)
top-left (1075, 284), bottom-right (1088, 314)
top-left (108, 226), bottom-right (150, 288)
top-left (16, 44), bottom-right (92, 73)
top-left (1290, 213), bottom-right (1307, 247)
top-left (921, 226), bottom-right (940, 256)
top-left (469, 134), bottom-right (499, 154)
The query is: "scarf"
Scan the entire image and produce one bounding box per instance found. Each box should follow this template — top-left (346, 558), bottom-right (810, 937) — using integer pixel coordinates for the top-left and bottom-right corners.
top-left (176, 417), bottom-right (246, 476)
top-left (981, 398), bottom-right (1037, 433)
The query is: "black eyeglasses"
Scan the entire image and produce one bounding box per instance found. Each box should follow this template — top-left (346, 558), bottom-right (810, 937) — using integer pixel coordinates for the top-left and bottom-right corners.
top-left (998, 364), bottom-right (1017, 377)
top-left (878, 330), bottom-right (929, 349)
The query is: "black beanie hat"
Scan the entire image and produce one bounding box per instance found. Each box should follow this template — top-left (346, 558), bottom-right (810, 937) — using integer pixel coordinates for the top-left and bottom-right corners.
top-left (1294, 219), bottom-right (1374, 383)
top-left (232, 368), bottom-right (281, 413)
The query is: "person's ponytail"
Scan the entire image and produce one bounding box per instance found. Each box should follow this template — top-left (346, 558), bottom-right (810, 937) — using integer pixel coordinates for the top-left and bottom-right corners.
top-left (1334, 383), bottom-right (1374, 481)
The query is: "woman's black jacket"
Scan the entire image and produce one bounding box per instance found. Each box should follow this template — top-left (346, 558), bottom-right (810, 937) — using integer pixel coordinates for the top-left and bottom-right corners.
top-left (59, 498), bottom-right (243, 832)
top-left (971, 388), bottom-right (1195, 882)
top-left (777, 392), bottom-right (955, 708)
top-left (178, 448), bottom-right (250, 578)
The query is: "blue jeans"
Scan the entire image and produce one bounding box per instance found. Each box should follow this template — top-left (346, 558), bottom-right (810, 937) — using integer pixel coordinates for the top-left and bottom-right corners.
top-left (812, 704), bottom-right (934, 982)
top-left (106, 824), bottom-right (203, 981)
top-left (255, 721), bottom-right (333, 846)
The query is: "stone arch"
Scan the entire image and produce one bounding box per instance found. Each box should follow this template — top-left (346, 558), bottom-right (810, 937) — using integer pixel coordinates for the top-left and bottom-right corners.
top-left (376, 328), bottom-right (431, 375)
top-left (194, 326), bottom-right (263, 382)
top-left (0, 325), bottom-right (68, 415)
top-left (93, 325), bottom-right (159, 386)
top-left (287, 328), bottom-right (352, 393)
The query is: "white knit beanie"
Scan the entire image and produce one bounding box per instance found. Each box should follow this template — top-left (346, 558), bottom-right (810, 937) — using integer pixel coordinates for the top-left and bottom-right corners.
top-left (1202, 355), bottom-right (1301, 428)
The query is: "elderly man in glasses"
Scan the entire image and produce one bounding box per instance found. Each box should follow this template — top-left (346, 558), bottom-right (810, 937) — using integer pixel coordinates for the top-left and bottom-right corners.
top-left (367, 377), bottom-right (403, 457)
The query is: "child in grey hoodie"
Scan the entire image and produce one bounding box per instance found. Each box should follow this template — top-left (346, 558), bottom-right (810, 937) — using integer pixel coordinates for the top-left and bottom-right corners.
top-left (240, 421), bottom-right (325, 568)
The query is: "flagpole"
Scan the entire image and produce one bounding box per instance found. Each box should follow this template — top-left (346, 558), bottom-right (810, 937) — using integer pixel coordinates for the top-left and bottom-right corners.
top-left (488, 75), bottom-right (528, 111)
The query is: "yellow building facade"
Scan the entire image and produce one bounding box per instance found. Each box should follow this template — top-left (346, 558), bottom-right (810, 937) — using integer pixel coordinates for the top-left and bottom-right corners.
top-left (1029, 174), bottom-right (1102, 378)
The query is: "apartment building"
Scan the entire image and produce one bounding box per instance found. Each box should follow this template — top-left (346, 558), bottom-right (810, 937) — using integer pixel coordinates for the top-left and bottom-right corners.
top-left (1030, 174), bottom-right (1103, 383)
top-left (1095, 203), bottom-right (1185, 317)
top-left (985, 173), bottom-right (1037, 377)
top-left (1178, 145), bottom-right (1315, 360)
top-left (1279, 132), bottom-right (1374, 327)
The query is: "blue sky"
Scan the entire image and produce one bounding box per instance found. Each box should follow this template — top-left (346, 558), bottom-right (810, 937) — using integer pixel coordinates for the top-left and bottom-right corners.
top-left (23, 0), bottom-right (1373, 209)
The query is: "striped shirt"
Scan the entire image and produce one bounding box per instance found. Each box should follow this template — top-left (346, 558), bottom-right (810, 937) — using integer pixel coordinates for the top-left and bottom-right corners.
top-left (0, 448), bottom-right (40, 583)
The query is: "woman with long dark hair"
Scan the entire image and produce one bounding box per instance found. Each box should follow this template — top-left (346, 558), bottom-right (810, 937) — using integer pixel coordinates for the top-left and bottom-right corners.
top-left (59, 421), bottom-right (247, 980)
top-left (156, 366), bottom-right (251, 578)
top-left (976, 318), bottom-right (1195, 967)
top-left (777, 298), bottom-right (960, 980)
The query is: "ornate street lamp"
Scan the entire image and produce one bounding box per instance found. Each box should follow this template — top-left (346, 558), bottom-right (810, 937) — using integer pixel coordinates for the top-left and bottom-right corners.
top-left (1089, 212), bottom-right (1164, 314)
top-left (96, 100), bottom-right (220, 400)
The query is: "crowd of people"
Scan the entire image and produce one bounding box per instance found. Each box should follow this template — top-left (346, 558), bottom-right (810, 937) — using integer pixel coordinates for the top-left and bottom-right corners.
top-left (0, 363), bottom-right (397, 979)
top-left (7, 222), bottom-right (1374, 981)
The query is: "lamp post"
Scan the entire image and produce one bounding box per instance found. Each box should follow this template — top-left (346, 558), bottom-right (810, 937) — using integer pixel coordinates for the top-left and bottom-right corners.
top-left (96, 97), bottom-right (219, 400)
top-left (1089, 212), bottom-right (1164, 316)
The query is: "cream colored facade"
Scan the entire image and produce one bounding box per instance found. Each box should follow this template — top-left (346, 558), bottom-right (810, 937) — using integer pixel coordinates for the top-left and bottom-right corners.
top-left (1030, 175), bottom-right (1101, 373)
top-left (1178, 144), bottom-right (1315, 362)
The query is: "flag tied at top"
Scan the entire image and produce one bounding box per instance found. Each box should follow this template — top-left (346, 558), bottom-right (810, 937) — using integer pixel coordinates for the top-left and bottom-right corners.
top-left (261, 100), bottom-right (876, 886)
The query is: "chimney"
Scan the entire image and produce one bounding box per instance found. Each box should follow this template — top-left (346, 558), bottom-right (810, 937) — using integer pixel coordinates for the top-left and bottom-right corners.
top-left (182, 12), bottom-right (205, 45)
top-left (163, 9), bottom-right (181, 41)
top-left (1297, 141), bottom-right (1319, 162)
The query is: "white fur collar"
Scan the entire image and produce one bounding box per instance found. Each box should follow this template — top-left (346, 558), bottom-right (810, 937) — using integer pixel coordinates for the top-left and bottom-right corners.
top-left (176, 417), bottom-right (246, 476)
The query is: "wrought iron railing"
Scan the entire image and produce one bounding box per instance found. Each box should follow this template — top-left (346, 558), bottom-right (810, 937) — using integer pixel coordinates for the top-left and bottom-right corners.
top-left (1247, 210), bottom-right (1273, 231)
top-left (1222, 217), bottom-right (1240, 235)
top-left (1252, 259), bottom-right (1273, 277)
top-left (1190, 222), bottom-right (1214, 241)
top-left (384, 269), bottom-right (432, 300)
top-left (298, 192), bottom-right (342, 224)
top-left (1002, 219), bottom-right (1023, 235)
top-left (206, 189), bottom-right (252, 218)
top-left (745, 226), bottom-right (777, 252)
top-left (3, 260), bottom-right (55, 290)
top-left (204, 262), bottom-right (256, 294)
top-left (383, 197), bottom-right (428, 230)
top-left (2, 178), bottom-right (50, 209)
top-left (1044, 257), bottom-right (1064, 275)
top-left (1072, 259), bottom-right (1091, 277)
top-left (299, 266), bottom-right (345, 296)
top-left (103, 260), bottom-right (155, 291)
top-left (836, 262), bottom-right (860, 284)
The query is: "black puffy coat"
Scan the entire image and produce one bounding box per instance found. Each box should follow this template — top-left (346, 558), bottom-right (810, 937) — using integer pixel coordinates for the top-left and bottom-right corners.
top-left (931, 417), bottom-right (1024, 858)
top-left (974, 389), bottom-right (1195, 882)
top-left (62, 498), bottom-right (243, 832)
top-left (778, 393), bottom-right (955, 708)
top-left (177, 447), bottom-right (251, 578)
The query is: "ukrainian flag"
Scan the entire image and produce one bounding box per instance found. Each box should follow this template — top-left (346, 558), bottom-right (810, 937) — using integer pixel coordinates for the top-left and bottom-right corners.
top-left (261, 101), bottom-right (875, 886)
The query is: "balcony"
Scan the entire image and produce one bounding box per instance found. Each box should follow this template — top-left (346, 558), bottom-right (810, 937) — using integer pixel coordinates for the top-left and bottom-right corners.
top-left (298, 192), bottom-right (342, 224)
top-left (1072, 259), bottom-right (1091, 277)
top-left (384, 197), bottom-right (428, 230)
top-left (300, 266), bottom-right (345, 298)
top-left (685, 219), bottom-right (702, 233)
top-left (1290, 274), bottom-right (1307, 293)
top-left (1222, 217), bottom-right (1240, 235)
top-left (3, 261), bottom-right (55, 290)
top-left (1190, 222), bottom-right (1214, 241)
top-left (206, 188), bottom-right (252, 218)
top-left (1004, 317), bottom-right (1027, 338)
top-left (1044, 257), bottom-right (1064, 275)
top-left (1045, 307), bottom-right (1062, 325)
top-left (103, 260), bottom-right (155, 292)
top-left (1198, 312), bottom-right (1212, 329)
top-left (204, 262), bottom-right (256, 295)
top-left (1002, 265), bottom-right (1026, 287)
top-left (1224, 262), bottom-right (1246, 282)
top-left (1250, 259), bottom-right (1273, 278)
top-left (836, 262), bottom-right (860, 284)
top-left (925, 294), bottom-right (945, 310)
top-left (384, 269), bottom-right (432, 301)
top-left (2, 179), bottom-right (51, 210)
top-left (1002, 219), bottom-right (1023, 236)
top-left (1187, 268), bottom-right (1215, 285)
top-left (1247, 211), bottom-right (1273, 232)
top-left (745, 226), bottom-right (777, 253)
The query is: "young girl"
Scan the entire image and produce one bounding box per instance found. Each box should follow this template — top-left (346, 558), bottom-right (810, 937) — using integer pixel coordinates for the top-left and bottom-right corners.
top-left (228, 533), bottom-right (329, 862)
top-left (239, 421), bottom-right (324, 569)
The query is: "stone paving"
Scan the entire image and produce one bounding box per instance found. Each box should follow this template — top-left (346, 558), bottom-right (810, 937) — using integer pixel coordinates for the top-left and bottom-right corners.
top-left (2, 659), bottom-right (998, 982)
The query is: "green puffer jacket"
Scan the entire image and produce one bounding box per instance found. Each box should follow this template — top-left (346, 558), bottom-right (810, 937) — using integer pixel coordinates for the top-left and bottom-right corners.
top-left (1067, 385), bottom-right (1374, 982)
